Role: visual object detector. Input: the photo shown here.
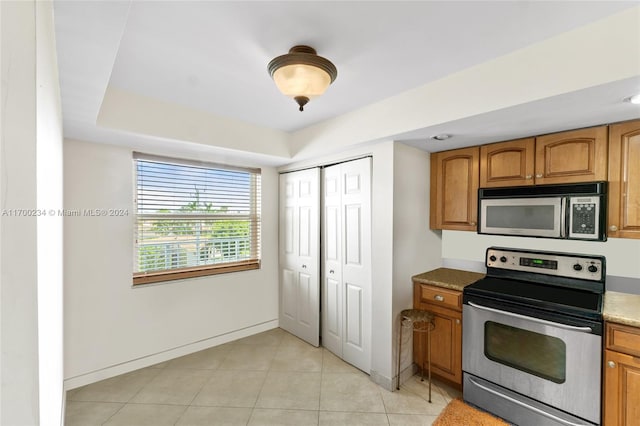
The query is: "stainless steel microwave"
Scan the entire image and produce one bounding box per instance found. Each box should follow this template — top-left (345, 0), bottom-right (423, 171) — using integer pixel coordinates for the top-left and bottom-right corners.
top-left (478, 182), bottom-right (607, 241)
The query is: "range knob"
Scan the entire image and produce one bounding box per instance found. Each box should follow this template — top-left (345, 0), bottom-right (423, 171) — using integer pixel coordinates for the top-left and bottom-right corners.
top-left (573, 264), bottom-right (583, 271)
top-left (588, 265), bottom-right (598, 273)
top-left (500, 256), bottom-right (507, 263)
top-left (489, 255), bottom-right (497, 262)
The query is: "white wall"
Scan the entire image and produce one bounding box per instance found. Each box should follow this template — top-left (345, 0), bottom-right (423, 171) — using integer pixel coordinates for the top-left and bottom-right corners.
top-left (1, 1), bottom-right (64, 424)
top-left (0, 2), bottom-right (40, 423)
top-left (64, 139), bottom-right (280, 387)
top-left (392, 144), bottom-right (442, 383)
top-left (36, 1), bottom-right (65, 425)
top-left (442, 230), bottom-right (640, 283)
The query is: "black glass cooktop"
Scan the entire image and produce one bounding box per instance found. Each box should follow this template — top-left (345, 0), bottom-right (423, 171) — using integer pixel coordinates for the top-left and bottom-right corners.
top-left (464, 276), bottom-right (602, 315)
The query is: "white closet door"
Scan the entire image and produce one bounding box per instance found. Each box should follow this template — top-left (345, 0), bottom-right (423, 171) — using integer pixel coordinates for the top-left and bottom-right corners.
top-left (322, 158), bottom-right (372, 373)
top-left (279, 169), bottom-right (320, 347)
top-left (322, 164), bottom-right (343, 356)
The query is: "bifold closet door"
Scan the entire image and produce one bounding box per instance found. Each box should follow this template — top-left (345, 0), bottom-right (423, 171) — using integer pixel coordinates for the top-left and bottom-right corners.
top-left (279, 168), bottom-right (320, 347)
top-left (322, 158), bottom-right (372, 373)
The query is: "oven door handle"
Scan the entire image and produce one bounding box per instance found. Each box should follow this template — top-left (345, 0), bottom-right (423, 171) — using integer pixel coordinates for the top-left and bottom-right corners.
top-left (467, 376), bottom-right (592, 426)
top-left (467, 301), bottom-right (594, 333)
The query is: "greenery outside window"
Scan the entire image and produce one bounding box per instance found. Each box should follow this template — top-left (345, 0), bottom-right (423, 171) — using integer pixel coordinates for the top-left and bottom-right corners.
top-left (133, 153), bottom-right (261, 285)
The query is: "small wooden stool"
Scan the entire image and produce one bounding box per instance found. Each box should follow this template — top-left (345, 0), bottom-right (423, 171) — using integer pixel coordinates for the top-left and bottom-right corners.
top-left (396, 308), bottom-right (435, 402)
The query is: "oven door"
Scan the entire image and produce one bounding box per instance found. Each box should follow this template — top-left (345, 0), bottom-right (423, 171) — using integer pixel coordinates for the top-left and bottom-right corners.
top-left (479, 197), bottom-right (565, 238)
top-left (463, 301), bottom-right (601, 424)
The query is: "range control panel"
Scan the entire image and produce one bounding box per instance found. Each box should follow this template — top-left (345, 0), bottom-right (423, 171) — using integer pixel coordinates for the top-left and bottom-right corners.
top-left (486, 247), bottom-right (604, 282)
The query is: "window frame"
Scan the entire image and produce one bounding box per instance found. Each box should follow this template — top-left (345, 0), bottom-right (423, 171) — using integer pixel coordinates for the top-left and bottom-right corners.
top-left (132, 153), bottom-right (261, 286)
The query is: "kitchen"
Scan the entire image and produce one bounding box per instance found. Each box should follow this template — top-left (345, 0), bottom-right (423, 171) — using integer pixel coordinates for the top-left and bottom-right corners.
top-left (2, 1), bottom-right (640, 425)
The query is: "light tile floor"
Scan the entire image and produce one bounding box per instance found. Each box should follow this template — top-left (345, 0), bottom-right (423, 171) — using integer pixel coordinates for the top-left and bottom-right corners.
top-left (65, 328), bottom-right (461, 425)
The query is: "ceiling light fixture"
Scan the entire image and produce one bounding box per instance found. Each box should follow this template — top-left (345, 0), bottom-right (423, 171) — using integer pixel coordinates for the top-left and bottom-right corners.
top-left (268, 45), bottom-right (338, 112)
top-left (625, 93), bottom-right (640, 104)
top-left (431, 134), bottom-right (451, 141)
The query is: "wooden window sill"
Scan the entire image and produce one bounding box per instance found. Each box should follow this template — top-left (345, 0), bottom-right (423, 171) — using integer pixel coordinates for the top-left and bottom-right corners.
top-left (133, 260), bottom-right (260, 286)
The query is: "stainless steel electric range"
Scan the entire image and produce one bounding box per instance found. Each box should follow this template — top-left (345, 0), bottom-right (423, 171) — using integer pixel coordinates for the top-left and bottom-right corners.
top-left (463, 247), bottom-right (605, 426)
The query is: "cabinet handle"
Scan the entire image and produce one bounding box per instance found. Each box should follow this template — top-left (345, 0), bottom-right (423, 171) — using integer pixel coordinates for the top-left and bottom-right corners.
top-left (609, 225), bottom-right (618, 232)
top-left (456, 319), bottom-right (460, 324)
top-left (525, 175), bottom-right (532, 179)
top-left (329, 269), bottom-right (334, 274)
top-left (434, 295), bottom-right (445, 302)
top-left (469, 222), bottom-right (476, 226)
top-left (302, 264), bottom-right (307, 269)
top-left (607, 361), bottom-right (616, 368)
top-left (535, 173), bottom-right (543, 178)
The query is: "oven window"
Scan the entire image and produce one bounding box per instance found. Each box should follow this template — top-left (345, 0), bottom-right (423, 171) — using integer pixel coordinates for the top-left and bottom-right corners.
top-left (484, 321), bottom-right (566, 384)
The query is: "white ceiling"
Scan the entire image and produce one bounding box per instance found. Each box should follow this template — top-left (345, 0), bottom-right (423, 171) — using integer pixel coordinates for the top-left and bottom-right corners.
top-left (53, 1), bottom-right (640, 165)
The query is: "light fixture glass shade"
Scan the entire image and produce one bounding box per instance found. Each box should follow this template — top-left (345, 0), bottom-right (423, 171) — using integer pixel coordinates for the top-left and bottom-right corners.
top-left (272, 64), bottom-right (332, 99)
top-left (268, 45), bottom-right (337, 111)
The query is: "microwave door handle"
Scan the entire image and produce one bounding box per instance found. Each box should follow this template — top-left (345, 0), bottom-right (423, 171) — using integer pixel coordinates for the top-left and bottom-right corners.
top-left (467, 302), bottom-right (593, 333)
top-left (560, 198), bottom-right (567, 238)
top-left (467, 377), bottom-right (592, 426)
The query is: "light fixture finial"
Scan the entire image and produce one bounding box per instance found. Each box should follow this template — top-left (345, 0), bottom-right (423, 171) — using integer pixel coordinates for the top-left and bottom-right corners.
top-left (268, 45), bottom-right (337, 112)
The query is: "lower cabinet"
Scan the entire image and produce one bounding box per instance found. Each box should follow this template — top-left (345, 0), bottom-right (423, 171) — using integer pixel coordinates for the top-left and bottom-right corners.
top-left (604, 322), bottom-right (640, 425)
top-left (413, 282), bottom-right (462, 387)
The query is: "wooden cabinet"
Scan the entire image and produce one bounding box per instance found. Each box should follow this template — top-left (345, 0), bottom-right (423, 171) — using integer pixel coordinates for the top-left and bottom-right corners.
top-left (480, 138), bottom-right (535, 187)
top-left (479, 126), bottom-right (608, 188)
top-left (430, 146), bottom-right (479, 231)
top-left (604, 322), bottom-right (640, 425)
top-left (608, 120), bottom-right (640, 239)
top-left (535, 126), bottom-right (608, 185)
top-left (413, 283), bottom-right (462, 387)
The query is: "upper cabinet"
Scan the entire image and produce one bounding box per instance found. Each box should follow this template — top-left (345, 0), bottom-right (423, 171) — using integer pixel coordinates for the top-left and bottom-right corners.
top-left (430, 147), bottom-right (479, 231)
top-left (534, 126), bottom-right (608, 185)
top-left (608, 120), bottom-right (640, 239)
top-left (479, 126), bottom-right (608, 188)
top-left (480, 138), bottom-right (535, 187)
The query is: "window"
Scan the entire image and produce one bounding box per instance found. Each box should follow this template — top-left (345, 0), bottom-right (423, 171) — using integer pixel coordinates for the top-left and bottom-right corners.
top-left (133, 153), bottom-right (261, 285)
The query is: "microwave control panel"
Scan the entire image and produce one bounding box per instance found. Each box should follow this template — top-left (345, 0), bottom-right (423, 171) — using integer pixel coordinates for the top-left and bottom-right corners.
top-left (568, 196), bottom-right (600, 240)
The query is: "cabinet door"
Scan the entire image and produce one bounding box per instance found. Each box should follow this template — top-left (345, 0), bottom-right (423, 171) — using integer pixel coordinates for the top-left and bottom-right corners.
top-left (413, 304), bottom-right (462, 386)
top-left (608, 120), bottom-right (640, 239)
top-left (604, 349), bottom-right (640, 426)
top-left (480, 138), bottom-right (535, 187)
top-left (534, 126), bottom-right (608, 184)
top-left (430, 147), bottom-right (479, 231)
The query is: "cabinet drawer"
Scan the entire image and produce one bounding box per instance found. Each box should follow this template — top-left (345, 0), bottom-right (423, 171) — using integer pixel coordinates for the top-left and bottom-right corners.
top-left (417, 285), bottom-right (461, 310)
top-left (606, 322), bottom-right (640, 357)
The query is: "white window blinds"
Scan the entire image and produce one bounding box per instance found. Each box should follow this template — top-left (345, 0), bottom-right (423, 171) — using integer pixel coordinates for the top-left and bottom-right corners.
top-left (133, 153), bottom-right (261, 284)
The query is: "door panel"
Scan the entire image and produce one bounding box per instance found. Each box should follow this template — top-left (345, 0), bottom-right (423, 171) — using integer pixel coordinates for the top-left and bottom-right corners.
top-left (279, 169), bottom-right (320, 347)
top-left (344, 204), bottom-right (362, 266)
top-left (298, 272), bottom-right (313, 326)
top-left (325, 277), bottom-right (341, 339)
top-left (345, 282), bottom-right (363, 348)
top-left (281, 268), bottom-right (296, 321)
top-left (298, 206), bottom-right (311, 257)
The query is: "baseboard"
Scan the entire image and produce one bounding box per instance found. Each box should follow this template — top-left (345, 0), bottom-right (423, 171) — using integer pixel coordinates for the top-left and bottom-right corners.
top-left (370, 369), bottom-right (394, 391)
top-left (64, 319), bottom-right (278, 391)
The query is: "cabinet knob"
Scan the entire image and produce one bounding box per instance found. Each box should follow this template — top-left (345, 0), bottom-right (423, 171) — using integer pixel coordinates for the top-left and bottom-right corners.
top-left (607, 361), bottom-right (616, 369)
top-left (302, 264), bottom-right (307, 269)
top-left (456, 319), bottom-right (461, 324)
top-left (469, 222), bottom-right (476, 226)
top-left (434, 295), bottom-right (445, 302)
top-left (535, 173), bottom-right (543, 178)
top-left (609, 225), bottom-right (618, 232)
top-left (525, 175), bottom-right (532, 179)
top-left (329, 269), bottom-right (334, 274)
